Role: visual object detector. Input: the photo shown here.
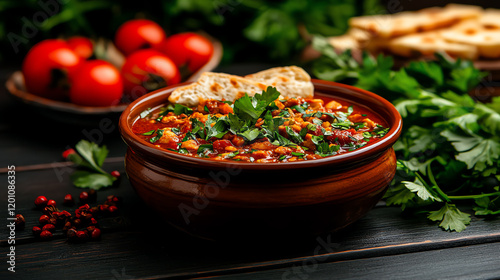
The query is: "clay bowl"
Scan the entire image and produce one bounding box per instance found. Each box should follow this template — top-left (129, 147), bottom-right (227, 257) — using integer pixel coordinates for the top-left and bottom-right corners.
top-left (119, 79), bottom-right (402, 242)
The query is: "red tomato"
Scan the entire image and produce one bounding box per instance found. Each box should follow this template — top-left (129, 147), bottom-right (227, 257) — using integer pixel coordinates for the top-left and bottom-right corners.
top-left (22, 39), bottom-right (83, 100)
top-left (158, 32), bottom-right (213, 73)
top-left (121, 49), bottom-right (181, 101)
top-left (114, 19), bottom-right (166, 56)
top-left (67, 36), bottom-right (94, 59)
top-left (69, 60), bottom-right (123, 107)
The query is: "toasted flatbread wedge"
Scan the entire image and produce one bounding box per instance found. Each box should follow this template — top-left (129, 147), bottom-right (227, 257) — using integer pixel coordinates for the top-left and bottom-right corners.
top-left (168, 66), bottom-right (314, 106)
top-left (440, 19), bottom-right (500, 58)
top-left (244, 66), bottom-right (314, 100)
top-left (168, 72), bottom-right (268, 106)
top-left (480, 9), bottom-right (500, 29)
top-left (349, 4), bottom-right (481, 38)
top-left (327, 34), bottom-right (361, 52)
top-left (388, 31), bottom-right (478, 60)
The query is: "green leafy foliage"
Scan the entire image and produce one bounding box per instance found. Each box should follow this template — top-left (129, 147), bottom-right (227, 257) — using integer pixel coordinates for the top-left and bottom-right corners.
top-left (311, 38), bottom-right (500, 231)
top-left (67, 140), bottom-right (116, 190)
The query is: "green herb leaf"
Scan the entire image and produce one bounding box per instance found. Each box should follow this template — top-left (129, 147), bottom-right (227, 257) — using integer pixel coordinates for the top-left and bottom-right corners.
top-left (197, 144), bottom-right (213, 155)
top-left (428, 203), bottom-right (471, 232)
top-left (68, 140), bottom-right (116, 190)
top-left (70, 171), bottom-right (115, 190)
top-left (233, 86), bottom-right (280, 123)
top-left (174, 103), bottom-right (194, 116)
top-left (149, 129), bottom-right (164, 143)
top-left (141, 129), bottom-right (156, 136)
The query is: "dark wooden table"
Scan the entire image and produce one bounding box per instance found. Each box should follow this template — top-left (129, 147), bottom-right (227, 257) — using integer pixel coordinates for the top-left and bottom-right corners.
top-left (1, 64), bottom-right (500, 280)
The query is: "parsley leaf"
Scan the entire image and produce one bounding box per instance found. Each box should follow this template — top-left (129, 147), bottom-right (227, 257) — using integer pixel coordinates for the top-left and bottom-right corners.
top-left (67, 140), bottom-right (116, 190)
top-left (233, 86), bottom-right (280, 123)
top-left (428, 203), bottom-right (471, 232)
top-left (174, 103), bottom-right (193, 116)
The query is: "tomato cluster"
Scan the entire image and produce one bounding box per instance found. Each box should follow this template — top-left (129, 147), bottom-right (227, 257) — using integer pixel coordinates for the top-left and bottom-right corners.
top-left (22, 19), bottom-right (214, 107)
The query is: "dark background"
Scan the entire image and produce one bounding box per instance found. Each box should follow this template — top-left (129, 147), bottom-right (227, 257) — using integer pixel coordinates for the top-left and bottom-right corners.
top-left (2, 0), bottom-right (499, 68)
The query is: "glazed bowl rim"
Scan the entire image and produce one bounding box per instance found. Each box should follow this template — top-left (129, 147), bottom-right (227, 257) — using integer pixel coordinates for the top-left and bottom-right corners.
top-left (119, 79), bottom-right (402, 171)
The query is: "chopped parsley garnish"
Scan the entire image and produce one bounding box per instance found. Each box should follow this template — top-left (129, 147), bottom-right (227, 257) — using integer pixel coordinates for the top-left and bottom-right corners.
top-left (136, 86), bottom-right (389, 166)
top-left (141, 129), bottom-right (156, 136)
top-left (149, 129), bottom-right (164, 143)
top-left (173, 103), bottom-right (193, 116)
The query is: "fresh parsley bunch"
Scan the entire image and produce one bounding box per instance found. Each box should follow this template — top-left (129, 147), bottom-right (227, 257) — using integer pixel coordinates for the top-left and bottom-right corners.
top-left (311, 36), bottom-right (500, 232)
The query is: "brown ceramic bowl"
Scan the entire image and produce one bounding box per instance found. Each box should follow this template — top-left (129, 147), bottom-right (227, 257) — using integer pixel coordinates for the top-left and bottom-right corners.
top-left (119, 79), bottom-right (402, 241)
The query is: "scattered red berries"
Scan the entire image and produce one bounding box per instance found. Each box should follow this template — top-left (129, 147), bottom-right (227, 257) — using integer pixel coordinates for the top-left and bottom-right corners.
top-left (76, 230), bottom-right (88, 241)
top-left (29, 192), bottom-right (120, 243)
top-left (79, 191), bottom-right (89, 203)
top-left (62, 148), bottom-right (76, 159)
top-left (90, 228), bottom-right (101, 240)
top-left (47, 199), bottom-right (57, 207)
top-left (15, 214), bottom-right (25, 229)
top-left (39, 230), bottom-right (53, 240)
top-left (39, 215), bottom-right (50, 225)
top-left (34, 196), bottom-right (48, 208)
top-left (63, 194), bottom-right (75, 206)
top-left (42, 224), bottom-right (56, 233)
top-left (32, 226), bottom-right (42, 236)
top-left (111, 170), bottom-right (120, 178)
top-left (108, 206), bottom-right (118, 214)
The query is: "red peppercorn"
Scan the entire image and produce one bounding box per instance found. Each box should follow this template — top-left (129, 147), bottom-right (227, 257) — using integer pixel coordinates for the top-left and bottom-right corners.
top-left (79, 191), bottom-right (89, 203)
top-left (90, 228), bottom-right (101, 240)
top-left (76, 230), bottom-right (88, 241)
top-left (47, 199), bottom-right (57, 207)
top-left (99, 204), bottom-right (109, 212)
top-left (15, 214), bottom-right (25, 229)
top-left (59, 210), bottom-right (72, 219)
top-left (34, 196), bottom-right (48, 208)
top-left (108, 205), bottom-right (118, 214)
top-left (63, 194), bottom-right (75, 206)
top-left (111, 170), bottom-right (120, 178)
top-left (42, 224), bottom-right (56, 233)
top-left (39, 215), bottom-right (50, 225)
top-left (39, 230), bottom-right (52, 240)
top-left (32, 226), bottom-right (42, 236)
top-left (62, 148), bottom-right (76, 159)
top-left (89, 218), bottom-right (98, 226)
top-left (86, 226), bottom-right (96, 234)
top-left (78, 204), bottom-right (90, 210)
top-left (63, 221), bottom-right (73, 231)
top-left (48, 217), bottom-right (58, 225)
top-left (105, 195), bottom-right (121, 206)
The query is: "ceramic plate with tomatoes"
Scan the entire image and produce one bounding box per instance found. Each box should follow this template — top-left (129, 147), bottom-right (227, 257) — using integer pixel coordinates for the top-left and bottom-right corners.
top-left (6, 19), bottom-right (222, 124)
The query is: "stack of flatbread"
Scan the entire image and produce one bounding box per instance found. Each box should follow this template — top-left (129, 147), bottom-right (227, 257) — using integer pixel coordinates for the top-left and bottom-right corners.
top-left (328, 4), bottom-right (500, 61)
top-left (168, 66), bottom-right (314, 106)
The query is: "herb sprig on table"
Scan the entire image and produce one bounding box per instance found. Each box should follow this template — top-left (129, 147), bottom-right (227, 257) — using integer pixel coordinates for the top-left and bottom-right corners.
top-left (311, 36), bottom-right (500, 232)
top-left (66, 140), bottom-right (117, 190)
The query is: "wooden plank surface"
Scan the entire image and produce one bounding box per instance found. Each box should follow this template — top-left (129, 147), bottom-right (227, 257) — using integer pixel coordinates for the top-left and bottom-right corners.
top-left (203, 242), bottom-right (500, 280)
top-left (2, 160), bottom-right (500, 279)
